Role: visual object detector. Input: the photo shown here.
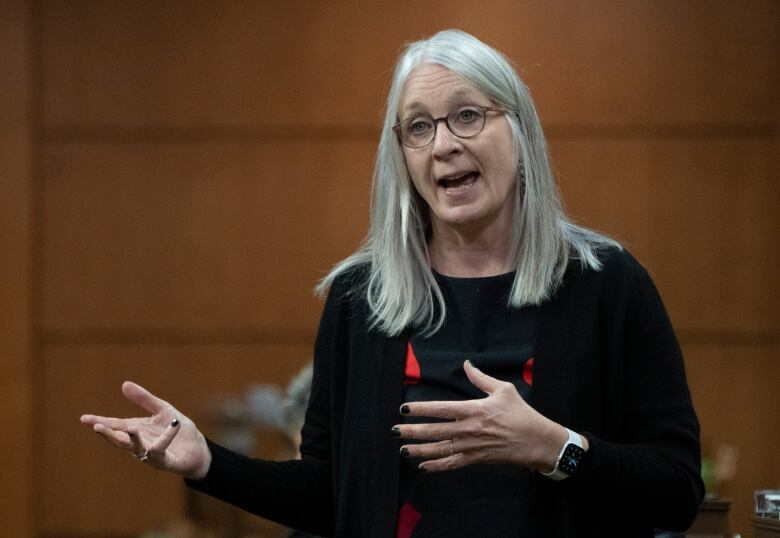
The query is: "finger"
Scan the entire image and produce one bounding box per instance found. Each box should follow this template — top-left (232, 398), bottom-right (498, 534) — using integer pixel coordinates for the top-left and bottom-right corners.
top-left (122, 381), bottom-right (172, 415)
top-left (401, 436), bottom-right (491, 460)
top-left (92, 423), bottom-right (132, 450)
top-left (418, 452), bottom-right (470, 473)
top-left (463, 360), bottom-right (505, 395)
top-left (392, 421), bottom-right (458, 442)
top-left (81, 414), bottom-right (129, 430)
top-left (146, 418), bottom-right (181, 460)
top-left (400, 400), bottom-right (472, 420)
top-left (400, 439), bottom-right (453, 460)
top-left (126, 425), bottom-right (146, 457)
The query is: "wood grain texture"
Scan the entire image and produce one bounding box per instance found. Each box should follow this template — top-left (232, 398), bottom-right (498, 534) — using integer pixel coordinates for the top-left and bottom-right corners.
top-left (684, 343), bottom-right (780, 535)
top-left (41, 137), bottom-right (780, 337)
top-left (551, 137), bottom-right (780, 334)
top-left (0, 1), bottom-right (34, 536)
top-left (42, 141), bottom-right (373, 332)
top-left (25, 0), bottom-right (780, 536)
top-left (41, 0), bottom-right (779, 132)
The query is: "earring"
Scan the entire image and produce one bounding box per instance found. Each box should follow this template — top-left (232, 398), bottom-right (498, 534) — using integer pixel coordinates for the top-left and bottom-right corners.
top-left (519, 160), bottom-right (526, 184)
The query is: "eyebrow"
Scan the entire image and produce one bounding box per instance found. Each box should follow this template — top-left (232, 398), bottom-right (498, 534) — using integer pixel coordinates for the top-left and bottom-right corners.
top-left (401, 88), bottom-right (486, 115)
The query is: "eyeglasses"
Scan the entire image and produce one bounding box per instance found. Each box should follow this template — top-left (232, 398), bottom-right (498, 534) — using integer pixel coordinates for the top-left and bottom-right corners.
top-left (393, 105), bottom-right (505, 149)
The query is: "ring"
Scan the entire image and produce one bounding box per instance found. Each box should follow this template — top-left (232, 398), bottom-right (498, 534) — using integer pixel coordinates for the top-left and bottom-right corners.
top-left (449, 440), bottom-right (454, 457)
top-left (135, 449), bottom-right (150, 463)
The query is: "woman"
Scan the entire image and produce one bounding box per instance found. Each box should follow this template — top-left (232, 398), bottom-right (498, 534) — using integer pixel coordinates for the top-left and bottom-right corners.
top-left (81, 30), bottom-right (704, 537)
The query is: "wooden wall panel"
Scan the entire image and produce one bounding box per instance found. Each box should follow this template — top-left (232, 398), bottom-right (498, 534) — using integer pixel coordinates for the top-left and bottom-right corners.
top-left (41, 138), bottom-right (778, 336)
top-left (0, 1), bottom-right (34, 536)
top-left (42, 342), bottom-right (313, 535)
top-left (29, 0), bottom-right (779, 537)
top-left (551, 138), bottom-right (779, 334)
top-left (42, 142), bottom-right (373, 333)
top-left (684, 343), bottom-right (780, 535)
top-left (41, 0), bottom-right (779, 132)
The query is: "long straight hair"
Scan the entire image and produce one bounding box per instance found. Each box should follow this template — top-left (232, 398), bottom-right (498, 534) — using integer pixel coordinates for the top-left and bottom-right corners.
top-left (317, 29), bottom-right (620, 336)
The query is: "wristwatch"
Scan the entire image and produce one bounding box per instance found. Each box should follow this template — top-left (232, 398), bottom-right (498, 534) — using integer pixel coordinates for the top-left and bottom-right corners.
top-left (541, 427), bottom-right (586, 481)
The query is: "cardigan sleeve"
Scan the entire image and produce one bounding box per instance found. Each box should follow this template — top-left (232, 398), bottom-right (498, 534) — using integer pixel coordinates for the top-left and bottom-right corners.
top-left (565, 253), bottom-right (705, 531)
top-left (184, 274), bottom-right (353, 536)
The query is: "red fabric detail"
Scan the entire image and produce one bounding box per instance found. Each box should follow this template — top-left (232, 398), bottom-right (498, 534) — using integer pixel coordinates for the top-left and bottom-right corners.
top-left (404, 342), bottom-right (421, 385)
top-left (396, 501), bottom-right (422, 538)
top-left (522, 357), bottom-right (534, 386)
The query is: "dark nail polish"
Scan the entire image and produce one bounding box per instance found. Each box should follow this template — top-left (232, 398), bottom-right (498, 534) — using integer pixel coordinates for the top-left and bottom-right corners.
top-left (418, 465), bottom-right (427, 472)
top-left (171, 419), bottom-right (179, 427)
top-left (400, 405), bottom-right (410, 415)
top-left (400, 447), bottom-right (410, 457)
top-left (391, 426), bottom-right (401, 437)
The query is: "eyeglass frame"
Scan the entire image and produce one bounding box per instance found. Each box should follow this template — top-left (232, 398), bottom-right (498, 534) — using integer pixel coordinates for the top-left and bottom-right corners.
top-left (393, 105), bottom-right (506, 149)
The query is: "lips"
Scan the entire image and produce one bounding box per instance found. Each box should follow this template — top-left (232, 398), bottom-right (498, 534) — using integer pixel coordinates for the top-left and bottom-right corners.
top-left (437, 171), bottom-right (479, 190)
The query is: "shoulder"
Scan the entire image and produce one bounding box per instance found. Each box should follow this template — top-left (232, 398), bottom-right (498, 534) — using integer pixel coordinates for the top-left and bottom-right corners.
top-left (314, 263), bottom-right (370, 352)
top-left (319, 262), bottom-right (371, 325)
top-left (327, 263), bottom-right (370, 302)
top-left (593, 246), bottom-right (650, 284)
top-left (560, 246), bottom-right (657, 304)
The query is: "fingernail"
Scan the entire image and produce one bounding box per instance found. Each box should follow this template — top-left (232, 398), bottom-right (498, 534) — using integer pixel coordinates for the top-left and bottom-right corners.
top-left (400, 447), bottom-right (410, 457)
top-left (391, 426), bottom-right (401, 437)
top-left (418, 464), bottom-right (427, 472)
top-left (400, 405), bottom-right (410, 415)
top-left (171, 419), bottom-right (179, 427)
top-left (465, 359), bottom-right (473, 368)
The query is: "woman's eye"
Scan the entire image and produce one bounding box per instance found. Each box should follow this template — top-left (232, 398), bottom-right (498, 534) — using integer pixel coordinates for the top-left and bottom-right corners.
top-left (456, 108), bottom-right (480, 123)
top-left (408, 120), bottom-right (432, 135)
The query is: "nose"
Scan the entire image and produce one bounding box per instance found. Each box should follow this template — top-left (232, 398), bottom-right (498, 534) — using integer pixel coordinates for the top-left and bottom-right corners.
top-left (431, 119), bottom-right (463, 159)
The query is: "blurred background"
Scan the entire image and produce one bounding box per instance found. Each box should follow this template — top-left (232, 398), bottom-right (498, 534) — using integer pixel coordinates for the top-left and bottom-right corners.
top-left (1, 1), bottom-right (778, 536)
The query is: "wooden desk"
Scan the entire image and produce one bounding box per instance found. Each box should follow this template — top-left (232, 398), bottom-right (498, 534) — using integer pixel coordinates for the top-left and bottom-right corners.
top-left (686, 498), bottom-right (731, 538)
top-left (753, 516), bottom-right (780, 538)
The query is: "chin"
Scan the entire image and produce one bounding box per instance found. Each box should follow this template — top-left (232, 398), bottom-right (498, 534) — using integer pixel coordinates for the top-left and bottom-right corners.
top-left (436, 209), bottom-right (484, 228)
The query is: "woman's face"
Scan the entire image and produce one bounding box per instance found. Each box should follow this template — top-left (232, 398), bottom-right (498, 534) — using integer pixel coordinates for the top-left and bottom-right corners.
top-left (398, 63), bottom-right (519, 236)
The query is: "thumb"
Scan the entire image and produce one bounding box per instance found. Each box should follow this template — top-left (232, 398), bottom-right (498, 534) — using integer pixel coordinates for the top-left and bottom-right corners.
top-left (463, 360), bottom-right (504, 395)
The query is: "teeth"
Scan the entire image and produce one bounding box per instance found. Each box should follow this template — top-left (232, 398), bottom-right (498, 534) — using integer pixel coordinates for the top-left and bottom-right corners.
top-left (438, 172), bottom-right (478, 191)
top-left (438, 172), bottom-right (476, 187)
top-left (439, 172), bottom-right (471, 182)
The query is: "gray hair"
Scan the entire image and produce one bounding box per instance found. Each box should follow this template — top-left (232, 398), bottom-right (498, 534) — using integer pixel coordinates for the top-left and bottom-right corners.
top-left (317, 29), bottom-right (620, 336)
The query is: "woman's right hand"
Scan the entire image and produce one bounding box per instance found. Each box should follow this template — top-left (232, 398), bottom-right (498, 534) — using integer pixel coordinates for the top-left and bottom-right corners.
top-left (80, 381), bottom-right (212, 480)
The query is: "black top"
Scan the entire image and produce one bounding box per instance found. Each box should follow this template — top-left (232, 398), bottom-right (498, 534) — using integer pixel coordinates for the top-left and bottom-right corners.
top-left (186, 248), bottom-right (704, 537)
top-left (398, 272), bottom-right (538, 536)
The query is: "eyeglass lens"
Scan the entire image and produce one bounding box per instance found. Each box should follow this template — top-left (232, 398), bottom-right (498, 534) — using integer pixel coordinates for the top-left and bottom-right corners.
top-left (399, 106), bottom-right (487, 148)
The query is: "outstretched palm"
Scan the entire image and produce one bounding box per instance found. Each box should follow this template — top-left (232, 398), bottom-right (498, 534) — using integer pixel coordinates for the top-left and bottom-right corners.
top-left (80, 381), bottom-right (211, 480)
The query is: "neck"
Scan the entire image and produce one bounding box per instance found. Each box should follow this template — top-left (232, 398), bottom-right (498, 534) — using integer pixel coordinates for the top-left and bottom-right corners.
top-left (428, 217), bottom-right (513, 278)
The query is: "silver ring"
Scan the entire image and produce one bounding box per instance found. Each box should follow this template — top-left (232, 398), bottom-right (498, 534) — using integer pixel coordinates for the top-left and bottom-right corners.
top-left (449, 440), bottom-right (454, 457)
top-left (135, 449), bottom-right (150, 463)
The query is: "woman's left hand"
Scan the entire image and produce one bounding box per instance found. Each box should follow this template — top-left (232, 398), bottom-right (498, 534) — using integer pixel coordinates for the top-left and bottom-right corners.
top-left (394, 360), bottom-right (570, 473)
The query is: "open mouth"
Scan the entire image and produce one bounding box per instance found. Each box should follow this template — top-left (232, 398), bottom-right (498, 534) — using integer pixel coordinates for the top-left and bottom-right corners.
top-left (437, 171), bottom-right (479, 192)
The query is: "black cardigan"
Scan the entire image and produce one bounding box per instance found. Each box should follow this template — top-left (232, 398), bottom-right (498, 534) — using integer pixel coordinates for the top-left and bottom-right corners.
top-left (186, 248), bottom-right (704, 537)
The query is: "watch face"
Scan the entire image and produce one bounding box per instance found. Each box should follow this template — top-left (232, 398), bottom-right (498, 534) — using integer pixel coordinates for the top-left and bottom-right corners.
top-left (559, 444), bottom-right (585, 475)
